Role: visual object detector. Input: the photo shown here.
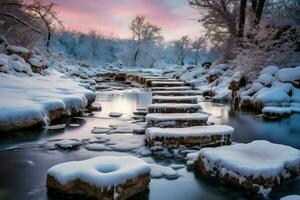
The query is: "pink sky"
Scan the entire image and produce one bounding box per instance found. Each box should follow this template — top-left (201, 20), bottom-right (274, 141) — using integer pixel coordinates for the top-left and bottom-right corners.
top-left (36, 0), bottom-right (204, 40)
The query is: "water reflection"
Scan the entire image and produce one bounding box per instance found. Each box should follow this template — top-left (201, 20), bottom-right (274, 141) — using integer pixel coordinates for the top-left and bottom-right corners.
top-left (0, 90), bottom-right (300, 200)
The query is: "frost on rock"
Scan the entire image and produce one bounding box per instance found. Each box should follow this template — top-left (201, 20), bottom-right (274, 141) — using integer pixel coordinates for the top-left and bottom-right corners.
top-left (47, 156), bottom-right (151, 200)
top-left (146, 125), bottom-right (233, 148)
top-left (188, 140), bottom-right (300, 196)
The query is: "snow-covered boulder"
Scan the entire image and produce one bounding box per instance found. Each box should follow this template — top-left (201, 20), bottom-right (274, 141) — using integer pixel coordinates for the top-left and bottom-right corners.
top-left (187, 140), bottom-right (300, 197)
top-left (6, 45), bottom-right (30, 61)
top-left (146, 125), bottom-right (233, 149)
top-left (262, 106), bottom-right (292, 119)
top-left (277, 66), bottom-right (300, 83)
top-left (261, 65), bottom-right (279, 75)
top-left (47, 156), bottom-right (151, 200)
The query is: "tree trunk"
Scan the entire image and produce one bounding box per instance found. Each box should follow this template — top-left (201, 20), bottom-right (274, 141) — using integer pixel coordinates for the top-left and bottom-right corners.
top-left (133, 48), bottom-right (140, 66)
top-left (238, 0), bottom-right (247, 37)
top-left (195, 47), bottom-right (199, 65)
top-left (254, 0), bottom-right (266, 26)
top-left (46, 29), bottom-right (51, 51)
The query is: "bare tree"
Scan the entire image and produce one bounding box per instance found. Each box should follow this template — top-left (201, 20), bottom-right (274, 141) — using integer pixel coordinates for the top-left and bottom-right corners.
top-left (192, 36), bottom-right (206, 65)
top-left (0, 0), bottom-right (62, 49)
top-left (129, 15), bottom-right (162, 65)
top-left (174, 36), bottom-right (191, 65)
top-left (26, 0), bottom-right (63, 50)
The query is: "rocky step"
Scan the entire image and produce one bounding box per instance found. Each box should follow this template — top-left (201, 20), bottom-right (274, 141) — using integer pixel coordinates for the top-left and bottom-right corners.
top-left (146, 125), bottom-right (233, 148)
top-left (147, 103), bottom-right (201, 113)
top-left (152, 96), bottom-right (198, 104)
top-left (152, 90), bottom-right (201, 96)
top-left (151, 81), bottom-right (185, 87)
top-left (145, 78), bottom-right (178, 87)
top-left (146, 113), bottom-right (208, 128)
top-left (187, 140), bottom-right (300, 196)
top-left (150, 86), bottom-right (192, 91)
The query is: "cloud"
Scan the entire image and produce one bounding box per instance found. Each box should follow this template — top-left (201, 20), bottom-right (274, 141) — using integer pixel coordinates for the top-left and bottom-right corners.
top-left (40, 0), bottom-right (204, 40)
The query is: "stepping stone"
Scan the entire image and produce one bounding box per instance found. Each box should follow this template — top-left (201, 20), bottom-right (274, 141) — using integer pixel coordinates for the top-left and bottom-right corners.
top-left (145, 79), bottom-right (178, 87)
top-left (147, 103), bottom-right (202, 113)
top-left (152, 90), bottom-right (201, 96)
top-left (187, 140), bottom-right (300, 197)
top-left (150, 86), bottom-right (191, 91)
top-left (146, 113), bottom-right (208, 128)
top-left (151, 81), bottom-right (184, 87)
top-left (152, 96), bottom-right (198, 104)
top-left (47, 156), bottom-right (151, 200)
top-left (55, 139), bottom-right (81, 150)
top-left (146, 125), bottom-right (233, 148)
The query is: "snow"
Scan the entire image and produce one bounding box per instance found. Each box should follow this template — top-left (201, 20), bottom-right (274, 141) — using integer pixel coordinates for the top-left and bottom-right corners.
top-left (7, 45), bottom-right (29, 54)
top-left (0, 67), bottom-right (95, 131)
top-left (146, 113), bottom-right (208, 121)
top-left (146, 125), bottom-right (234, 138)
top-left (277, 66), bottom-right (300, 82)
top-left (43, 124), bottom-right (66, 130)
top-left (258, 73), bottom-right (274, 85)
top-left (280, 195), bottom-right (300, 200)
top-left (85, 143), bottom-right (112, 151)
top-left (29, 57), bottom-right (43, 67)
top-left (47, 156), bottom-right (151, 187)
top-left (261, 65), bottom-right (279, 75)
top-left (149, 164), bottom-right (179, 179)
top-left (91, 127), bottom-right (112, 134)
top-left (253, 83), bottom-right (292, 105)
top-left (188, 140), bottom-right (300, 179)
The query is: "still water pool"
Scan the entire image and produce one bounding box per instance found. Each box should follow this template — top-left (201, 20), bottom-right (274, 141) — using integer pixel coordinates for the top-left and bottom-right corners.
top-left (0, 86), bottom-right (299, 200)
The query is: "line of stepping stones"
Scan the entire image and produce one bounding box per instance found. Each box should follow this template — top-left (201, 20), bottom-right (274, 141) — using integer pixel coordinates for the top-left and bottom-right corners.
top-left (46, 72), bottom-right (300, 200)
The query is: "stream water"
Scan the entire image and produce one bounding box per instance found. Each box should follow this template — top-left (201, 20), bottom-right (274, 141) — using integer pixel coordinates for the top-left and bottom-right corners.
top-left (0, 82), bottom-right (299, 200)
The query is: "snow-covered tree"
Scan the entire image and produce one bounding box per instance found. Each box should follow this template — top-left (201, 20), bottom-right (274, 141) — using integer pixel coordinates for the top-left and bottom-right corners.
top-left (173, 36), bottom-right (191, 65)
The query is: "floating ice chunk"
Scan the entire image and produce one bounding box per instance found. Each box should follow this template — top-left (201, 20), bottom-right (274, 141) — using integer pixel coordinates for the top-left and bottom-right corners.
top-left (150, 164), bottom-right (179, 179)
top-left (91, 127), bottom-right (112, 134)
top-left (44, 124), bottom-right (66, 130)
top-left (109, 112), bottom-right (123, 117)
top-left (85, 143), bottom-right (111, 151)
top-left (55, 139), bottom-right (81, 150)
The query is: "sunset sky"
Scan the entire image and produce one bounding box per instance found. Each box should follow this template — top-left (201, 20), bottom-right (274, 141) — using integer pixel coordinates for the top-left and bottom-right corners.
top-left (36, 0), bottom-right (204, 40)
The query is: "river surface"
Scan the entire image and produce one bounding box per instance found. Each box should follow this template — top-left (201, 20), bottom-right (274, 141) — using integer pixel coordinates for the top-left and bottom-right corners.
top-left (0, 82), bottom-right (299, 200)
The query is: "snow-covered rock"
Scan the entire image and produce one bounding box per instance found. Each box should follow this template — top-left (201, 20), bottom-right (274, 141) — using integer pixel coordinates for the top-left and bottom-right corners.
top-left (188, 140), bottom-right (300, 196)
top-left (277, 66), bottom-right (300, 83)
top-left (47, 156), bottom-right (151, 199)
top-left (146, 113), bottom-right (208, 128)
top-left (147, 103), bottom-right (202, 113)
top-left (146, 125), bottom-right (233, 148)
top-left (280, 195), bottom-right (300, 200)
